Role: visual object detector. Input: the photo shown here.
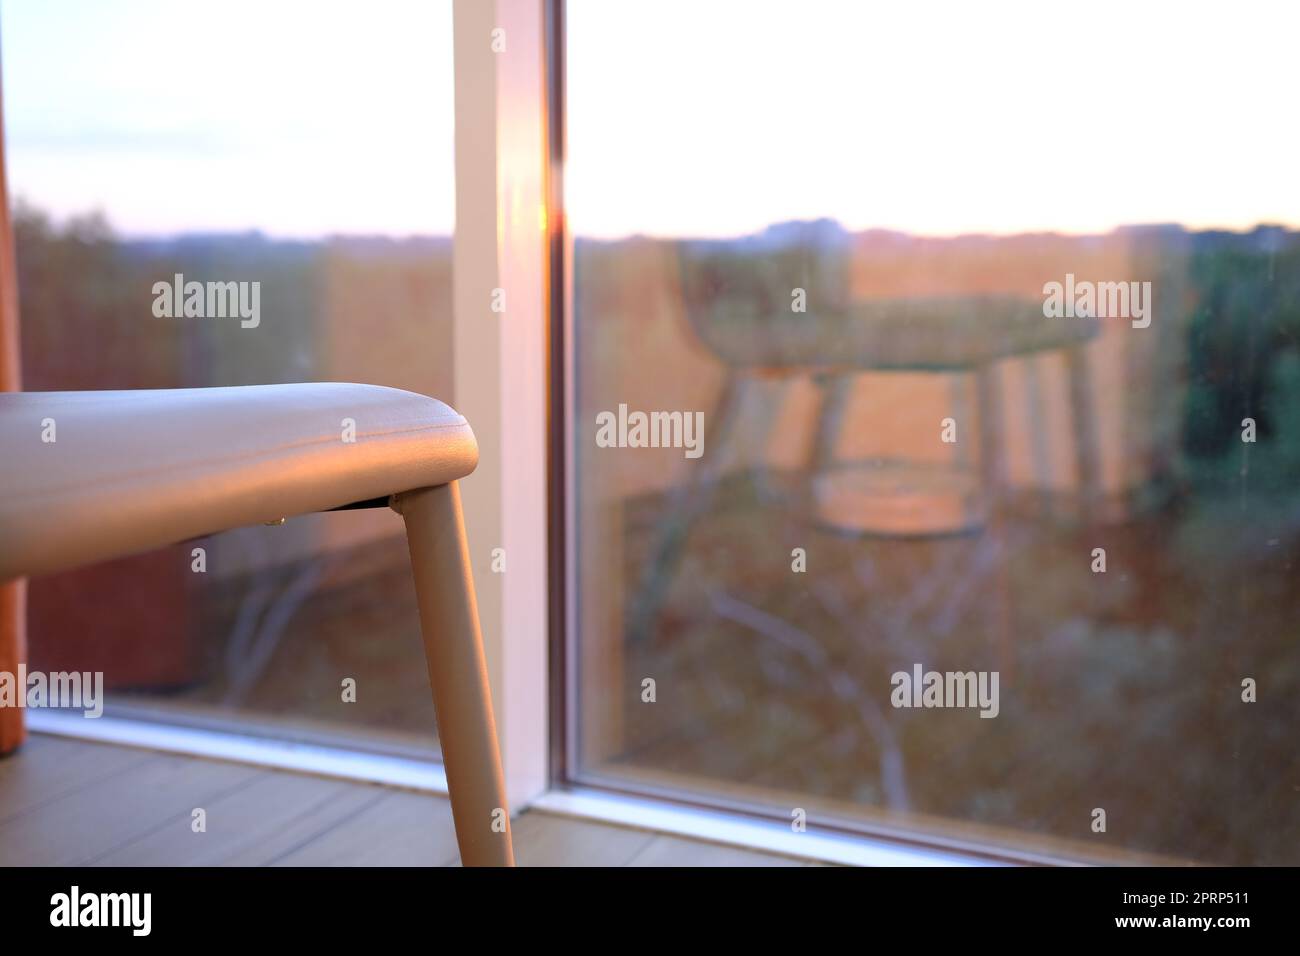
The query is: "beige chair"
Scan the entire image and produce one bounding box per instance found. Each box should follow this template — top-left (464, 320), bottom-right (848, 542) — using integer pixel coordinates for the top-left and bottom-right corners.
top-left (0, 382), bottom-right (515, 867)
top-left (627, 239), bottom-right (1102, 648)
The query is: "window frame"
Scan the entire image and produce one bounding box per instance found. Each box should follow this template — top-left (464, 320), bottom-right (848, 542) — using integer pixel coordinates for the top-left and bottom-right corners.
top-left (20, 0), bottom-right (1117, 867)
top-left (541, 0), bottom-right (1177, 867)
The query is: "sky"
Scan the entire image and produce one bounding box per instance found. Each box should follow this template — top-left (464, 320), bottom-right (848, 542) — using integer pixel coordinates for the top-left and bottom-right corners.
top-left (1, 0), bottom-right (458, 237)
top-left (3, 0), bottom-right (1298, 240)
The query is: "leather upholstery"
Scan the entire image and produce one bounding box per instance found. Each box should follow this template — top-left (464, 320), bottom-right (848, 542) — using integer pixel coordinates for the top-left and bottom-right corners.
top-left (0, 383), bottom-right (477, 581)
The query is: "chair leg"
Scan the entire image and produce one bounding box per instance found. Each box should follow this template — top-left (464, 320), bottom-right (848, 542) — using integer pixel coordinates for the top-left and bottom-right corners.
top-left (1065, 344), bottom-right (1102, 525)
top-left (397, 482), bottom-right (515, 867)
top-left (805, 373), bottom-right (851, 477)
top-left (975, 365), bottom-right (1015, 683)
top-left (625, 373), bottom-right (748, 645)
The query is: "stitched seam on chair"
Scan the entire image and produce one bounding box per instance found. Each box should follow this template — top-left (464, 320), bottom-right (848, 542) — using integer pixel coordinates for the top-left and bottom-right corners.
top-left (3, 419), bottom-right (470, 505)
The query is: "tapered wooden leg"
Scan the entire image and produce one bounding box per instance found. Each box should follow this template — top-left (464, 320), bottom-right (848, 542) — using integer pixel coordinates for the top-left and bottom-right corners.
top-left (397, 482), bottom-right (514, 867)
top-left (805, 373), bottom-right (851, 479)
top-left (626, 373), bottom-right (748, 645)
top-left (1066, 344), bottom-right (1102, 525)
top-left (976, 365), bottom-right (1015, 683)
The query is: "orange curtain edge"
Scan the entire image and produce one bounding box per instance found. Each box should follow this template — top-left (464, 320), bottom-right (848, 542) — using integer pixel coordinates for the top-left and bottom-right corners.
top-left (0, 51), bottom-right (29, 755)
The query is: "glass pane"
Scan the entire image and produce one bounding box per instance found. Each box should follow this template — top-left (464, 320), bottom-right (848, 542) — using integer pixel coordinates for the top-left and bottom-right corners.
top-left (566, 0), bottom-right (1300, 863)
top-left (3, 0), bottom-right (455, 756)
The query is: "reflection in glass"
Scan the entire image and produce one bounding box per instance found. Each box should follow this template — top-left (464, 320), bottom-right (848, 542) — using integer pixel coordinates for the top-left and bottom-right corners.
top-left (568, 0), bottom-right (1300, 863)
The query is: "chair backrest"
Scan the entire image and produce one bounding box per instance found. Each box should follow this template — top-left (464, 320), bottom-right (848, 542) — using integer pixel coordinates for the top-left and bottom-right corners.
top-left (674, 220), bottom-right (852, 371)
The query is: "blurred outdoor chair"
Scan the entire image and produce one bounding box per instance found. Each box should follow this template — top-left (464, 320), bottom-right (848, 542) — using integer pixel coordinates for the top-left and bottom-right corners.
top-left (627, 235), bottom-right (1101, 650)
top-left (0, 383), bottom-right (514, 866)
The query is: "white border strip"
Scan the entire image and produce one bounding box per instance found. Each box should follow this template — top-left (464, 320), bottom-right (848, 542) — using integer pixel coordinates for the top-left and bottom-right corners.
top-left (532, 788), bottom-right (1005, 867)
top-left (26, 711), bottom-right (448, 793)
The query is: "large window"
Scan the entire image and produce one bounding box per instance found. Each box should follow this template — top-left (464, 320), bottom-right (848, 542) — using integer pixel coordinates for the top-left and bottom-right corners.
top-left (3, 0), bottom-right (456, 756)
top-left (564, 0), bottom-right (1300, 863)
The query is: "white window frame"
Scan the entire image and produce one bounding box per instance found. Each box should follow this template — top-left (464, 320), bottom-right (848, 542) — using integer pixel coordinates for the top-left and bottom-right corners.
top-left (30, 0), bottom-right (1045, 867)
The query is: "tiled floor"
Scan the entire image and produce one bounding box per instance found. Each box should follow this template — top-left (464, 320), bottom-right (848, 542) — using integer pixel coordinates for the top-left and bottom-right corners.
top-left (0, 734), bottom-right (819, 866)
